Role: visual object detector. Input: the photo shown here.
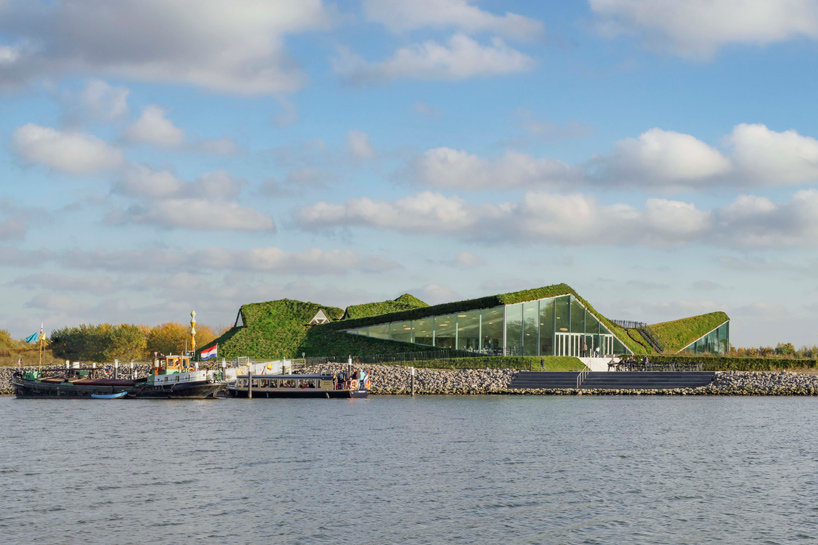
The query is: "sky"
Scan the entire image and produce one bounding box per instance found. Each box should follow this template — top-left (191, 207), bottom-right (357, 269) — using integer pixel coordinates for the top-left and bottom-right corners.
top-left (1, 0), bottom-right (818, 348)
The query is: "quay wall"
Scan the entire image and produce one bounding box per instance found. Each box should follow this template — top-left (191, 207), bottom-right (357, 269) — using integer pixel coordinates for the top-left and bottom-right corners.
top-left (3, 364), bottom-right (818, 396)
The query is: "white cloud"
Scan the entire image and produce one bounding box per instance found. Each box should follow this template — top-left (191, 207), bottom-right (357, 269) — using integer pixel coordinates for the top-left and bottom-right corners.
top-left (15, 245), bottom-right (398, 276)
top-left (112, 198), bottom-right (275, 232)
top-left (593, 128), bottom-right (732, 186)
top-left (414, 148), bottom-right (574, 190)
top-left (12, 123), bottom-right (123, 174)
top-left (26, 293), bottom-right (91, 313)
top-left (296, 189), bottom-right (818, 248)
top-left (590, 0), bottom-right (818, 58)
top-left (297, 191), bottom-right (484, 234)
top-left (413, 283), bottom-right (461, 305)
top-left (334, 34), bottom-right (534, 83)
top-left (114, 165), bottom-right (185, 199)
top-left (346, 130), bottom-right (378, 160)
top-left (363, 0), bottom-right (544, 41)
top-left (726, 123), bottom-right (818, 185)
top-left (80, 80), bottom-right (130, 120)
top-left (10, 274), bottom-right (117, 295)
top-left (125, 105), bottom-right (185, 147)
top-left (0, 0), bottom-right (333, 94)
top-left (450, 251), bottom-right (485, 268)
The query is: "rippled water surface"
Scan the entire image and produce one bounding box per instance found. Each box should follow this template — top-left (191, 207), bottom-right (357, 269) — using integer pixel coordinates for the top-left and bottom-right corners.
top-left (1, 395), bottom-right (817, 544)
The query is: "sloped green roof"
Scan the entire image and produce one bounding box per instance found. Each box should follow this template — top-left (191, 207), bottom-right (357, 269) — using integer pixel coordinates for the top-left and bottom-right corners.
top-left (198, 299), bottom-right (345, 359)
top-left (649, 312), bottom-right (730, 353)
top-left (343, 293), bottom-right (428, 320)
top-left (325, 283), bottom-right (646, 354)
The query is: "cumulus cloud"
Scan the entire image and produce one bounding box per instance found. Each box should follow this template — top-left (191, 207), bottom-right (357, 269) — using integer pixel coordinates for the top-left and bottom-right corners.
top-left (295, 189), bottom-right (818, 248)
top-left (11, 245), bottom-right (398, 276)
top-left (0, 0), bottom-right (333, 94)
top-left (125, 105), bottom-right (185, 147)
top-left (590, 0), bottom-right (818, 58)
top-left (114, 165), bottom-right (185, 199)
top-left (363, 0), bottom-right (544, 41)
top-left (111, 198), bottom-right (275, 232)
top-left (12, 123), bottom-right (123, 174)
top-left (10, 274), bottom-right (117, 295)
top-left (333, 34), bottom-right (534, 84)
top-left (297, 191), bottom-right (487, 234)
top-left (725, 123), bottom-right (818, 185)
top-left (413, 148), bottom-right (575, 190)
top-left (590, 128), bottom-right (732, 187)
top-left (346, 130), bottom-right (378, 160)
top-left (70, 79), bottom-right (130, 121)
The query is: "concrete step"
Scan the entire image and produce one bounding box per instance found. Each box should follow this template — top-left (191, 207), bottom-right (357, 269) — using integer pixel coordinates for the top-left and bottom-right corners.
top-left (509, 371), bottom-right (716, 390)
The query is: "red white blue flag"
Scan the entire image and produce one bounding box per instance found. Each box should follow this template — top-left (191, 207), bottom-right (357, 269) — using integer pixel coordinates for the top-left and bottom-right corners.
top-left (201, 345), bottom-right (217, 360)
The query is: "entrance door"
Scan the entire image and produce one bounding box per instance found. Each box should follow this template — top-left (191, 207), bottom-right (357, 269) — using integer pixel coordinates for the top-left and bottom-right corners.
top-left (555, 332), bottom-right (584, 356)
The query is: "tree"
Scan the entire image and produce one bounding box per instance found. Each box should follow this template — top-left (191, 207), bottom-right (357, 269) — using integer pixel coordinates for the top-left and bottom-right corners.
top-left (51, 323), bottom-right (147, 362)
top-left (146, 322), bottom-right (190, 356)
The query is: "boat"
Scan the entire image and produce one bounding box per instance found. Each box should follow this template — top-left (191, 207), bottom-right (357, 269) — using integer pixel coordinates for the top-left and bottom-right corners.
top-left (227, 370), bottom-right (370, 399)
top-left (91, 392), bottom-right (128, 399)
top-left (12, 366), bottom-right (140, 398)
top-left (132, 354), bottom-right (225, 399)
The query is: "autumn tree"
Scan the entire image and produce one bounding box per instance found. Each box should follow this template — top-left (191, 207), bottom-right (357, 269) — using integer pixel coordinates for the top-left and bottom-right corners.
top-left (51, 324), bottom-right (146, 362)
top-left (146, 322), bottom-right (190, 356)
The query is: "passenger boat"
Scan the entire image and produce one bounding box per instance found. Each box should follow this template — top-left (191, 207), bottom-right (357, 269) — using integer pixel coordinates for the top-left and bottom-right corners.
top-left (133, 354), bottom-right (224, 399)
top-left (227, 371), bottom-right (370, 398)
top-left (12, 367), bottom-right (140, 398)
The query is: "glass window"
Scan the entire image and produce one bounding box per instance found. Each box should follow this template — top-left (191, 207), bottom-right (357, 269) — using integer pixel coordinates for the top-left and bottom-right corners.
top-left (718, 322), bottom-right (730, 354)
top-left (349, 327), bottom-right (368, 336)
top-left (413, 318), bottom-right (434, 346)
top-left (369, 323), bottom-right (389, 340)
top-left (571, 298), bottom-right (586, 333)
top-left (434, 313), bottom-right (458, 349)
top-left (613, 337), bottom-right (627, 356)
top-left (523, 301), bottom-right (539, 356)
top-left (554, 296), bottom-right (570, 334)
top-left (505, 303), bottom-right (523, 356)
top-left (585, 309), bottom-right (599, 356)
top-left (391, 321), bottom-right (412, 344)
top-left (539, 297), bottom-right (554, 356)
top-left (481, 306), bottom-right (504, 355)
top-left (456, 310), bottom-right (480, 351)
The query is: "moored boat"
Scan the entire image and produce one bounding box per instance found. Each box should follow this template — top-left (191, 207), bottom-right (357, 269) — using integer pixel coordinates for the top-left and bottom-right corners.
top-left (227, 370), bottom-right (370, 399)
top-left (91, 392), bottom-right (128, 399)
top-left (132, 354), bottom-right (224, 399)
top-left (12, 367), bottom-right (140, 398)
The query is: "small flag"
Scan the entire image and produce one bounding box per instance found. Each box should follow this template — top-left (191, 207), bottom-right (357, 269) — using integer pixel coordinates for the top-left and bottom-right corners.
top-left (26, 332), bottom-right (39, 343)
top-left (201, 345), bottom-right (217, 360)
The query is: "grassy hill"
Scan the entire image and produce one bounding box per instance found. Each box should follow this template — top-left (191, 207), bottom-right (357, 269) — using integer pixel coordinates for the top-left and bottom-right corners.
top-left (649, 312), bottom-right (730, 353)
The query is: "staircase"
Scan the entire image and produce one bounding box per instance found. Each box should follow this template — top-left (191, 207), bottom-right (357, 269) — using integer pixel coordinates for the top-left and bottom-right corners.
top-left (509, 371), bottom-right (715, 390)
top-left (636, 326), bottom-right (666, 353)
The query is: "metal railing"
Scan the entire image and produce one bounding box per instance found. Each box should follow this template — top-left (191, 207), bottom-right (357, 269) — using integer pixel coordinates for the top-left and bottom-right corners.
top-left (612, 319), bottom-right (647, 329)
top-left (638, 326), bottom-right (667, 353)
top-left (576, 367), bottom-right (590, 388)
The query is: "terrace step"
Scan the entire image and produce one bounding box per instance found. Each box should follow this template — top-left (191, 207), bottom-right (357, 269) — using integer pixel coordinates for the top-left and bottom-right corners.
top-left (509, 371), bottom-right (716, 390)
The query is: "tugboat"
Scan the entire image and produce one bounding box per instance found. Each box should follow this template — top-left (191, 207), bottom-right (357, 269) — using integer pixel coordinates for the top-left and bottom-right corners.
top-left (132, 354), bottom-right (224, 399)
top-left (227, 368), bottom-right (370, 398)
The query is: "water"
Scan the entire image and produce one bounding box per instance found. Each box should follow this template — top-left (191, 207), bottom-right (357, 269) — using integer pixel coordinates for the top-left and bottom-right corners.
top-left (1, 395), bottom-right (816, 544)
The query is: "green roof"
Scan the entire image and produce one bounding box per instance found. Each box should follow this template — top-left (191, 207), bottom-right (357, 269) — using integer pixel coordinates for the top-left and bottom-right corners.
top-left (343, 293), bottom-right (428, 320)
top-left (649, 312), bottom-right (730, 353)
top-left (325, 283), bottom-right (647, 354)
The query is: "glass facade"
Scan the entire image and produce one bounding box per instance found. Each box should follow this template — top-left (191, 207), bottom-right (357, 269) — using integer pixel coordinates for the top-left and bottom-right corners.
top-left (679, 321), bottom-right (730, 355)
top-left (344, 295), bottom-right (634, 357)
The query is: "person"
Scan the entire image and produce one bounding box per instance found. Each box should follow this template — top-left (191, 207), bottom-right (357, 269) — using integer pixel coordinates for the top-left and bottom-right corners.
top-left (540, 357), bottom-right (544, 371)
top-left (582, 340), bottom-right (588, 357)
top-left (627, 356), bottom-right (633, 372)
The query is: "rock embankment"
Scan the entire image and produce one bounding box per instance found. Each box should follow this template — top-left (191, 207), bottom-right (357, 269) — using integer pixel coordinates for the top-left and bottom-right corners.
top-left (300, 363), bottom-right (518, 395)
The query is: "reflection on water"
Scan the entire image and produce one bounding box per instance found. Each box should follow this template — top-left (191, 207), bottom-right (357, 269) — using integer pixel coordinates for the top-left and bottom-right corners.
top-left (0, 396), bottom-right (816, 544)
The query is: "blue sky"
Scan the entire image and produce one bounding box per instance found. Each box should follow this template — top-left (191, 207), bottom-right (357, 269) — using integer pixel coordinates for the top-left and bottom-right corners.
top-left (2, 0), bottom-right (818, 348)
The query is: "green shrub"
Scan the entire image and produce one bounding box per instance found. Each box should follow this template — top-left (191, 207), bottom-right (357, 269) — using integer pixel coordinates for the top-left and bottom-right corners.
top-left (649, 312), bottom-right (729, 352)
top-left (343, 294), bottom-right (428, 319)
top-left (648, 354), bottom-right (818, 371)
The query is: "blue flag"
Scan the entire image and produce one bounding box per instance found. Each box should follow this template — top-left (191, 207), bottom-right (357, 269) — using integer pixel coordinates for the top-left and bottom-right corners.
top-left (26, 332), bottom-right (39, 343)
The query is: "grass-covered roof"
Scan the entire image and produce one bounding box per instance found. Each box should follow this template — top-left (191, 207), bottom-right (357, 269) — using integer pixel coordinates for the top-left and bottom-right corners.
top-left (325, 283), bottom-right (647, 354)
top-left (649, 312), bottom-right (730, 353)
top-left (343, 293), bottom-right (428, 320)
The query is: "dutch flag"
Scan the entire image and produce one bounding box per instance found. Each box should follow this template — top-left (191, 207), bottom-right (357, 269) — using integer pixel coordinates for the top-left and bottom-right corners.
top-left (201, 345), bottom-right (217, 360)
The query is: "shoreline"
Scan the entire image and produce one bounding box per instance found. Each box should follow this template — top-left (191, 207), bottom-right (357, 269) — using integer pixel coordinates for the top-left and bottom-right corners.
top-left (3, 364), bottom-right (817, 397)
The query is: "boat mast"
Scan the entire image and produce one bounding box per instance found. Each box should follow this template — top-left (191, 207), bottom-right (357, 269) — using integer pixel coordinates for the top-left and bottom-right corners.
top-left (38, 322), bottom-right (43, 371)
top-left (190, 310), bottom-right (196, 359)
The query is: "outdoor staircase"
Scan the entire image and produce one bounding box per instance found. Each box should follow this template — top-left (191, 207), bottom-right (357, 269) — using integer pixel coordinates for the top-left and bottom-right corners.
top-left (509, 371), bottom-right (716, 390)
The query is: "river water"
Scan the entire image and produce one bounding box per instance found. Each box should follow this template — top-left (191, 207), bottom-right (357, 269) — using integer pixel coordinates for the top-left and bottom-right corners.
top-left (1, 395), bottom-right (816, 544)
